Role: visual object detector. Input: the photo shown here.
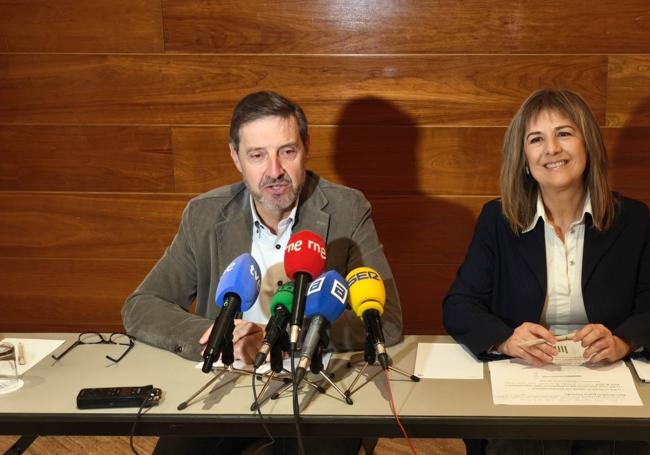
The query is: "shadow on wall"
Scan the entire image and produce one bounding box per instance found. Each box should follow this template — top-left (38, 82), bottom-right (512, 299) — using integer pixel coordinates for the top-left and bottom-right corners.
top-left (608, 96), bottom-right (650, 206)
top-left (332, 97), bottom-right (475, 334)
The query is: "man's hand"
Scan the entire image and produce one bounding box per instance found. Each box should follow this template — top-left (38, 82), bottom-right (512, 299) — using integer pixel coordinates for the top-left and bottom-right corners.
top-left (199, 319), bottom-right (265, 365)
top-left (496, 322), bottom-right (559, 367)
top-left (573, 324), bottom-right (634, 363)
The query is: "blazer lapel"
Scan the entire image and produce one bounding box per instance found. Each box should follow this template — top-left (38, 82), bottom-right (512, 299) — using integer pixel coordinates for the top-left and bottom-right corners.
top-left (293, 172), bottom-right (330, 242)
top-left (214, 192), bottom-right (253, 273)
top-left (515, 219), bottom-right (547, 293)
top-left (582, 213), bottom-right (625, 289)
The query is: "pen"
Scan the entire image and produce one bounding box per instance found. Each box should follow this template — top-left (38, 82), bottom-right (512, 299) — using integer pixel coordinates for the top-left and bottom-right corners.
top-left (17, 342), bottom-right (25, 365)
top-left (518, 332), bottom-right (575, 348)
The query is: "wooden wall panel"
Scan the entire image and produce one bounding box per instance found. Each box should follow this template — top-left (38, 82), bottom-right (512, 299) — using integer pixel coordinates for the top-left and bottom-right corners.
top-left (391, 264), bottom-right (460, 334)
top-left (164, 0), bottom-right (650, 54)
top-left (0, 193), bottom-right (188, 259)
top-left (0, 126), bottom-right (174, 192)
top-left (604, 127), bottom-right (650, 201)
top-left (607, 56), bottom-right (650, 127)
top-left (0, 55), bottom-right (607, 126)
top-left (0, 258), bottom-right (155, 332)
top-left (0, 0), bottom-right (164, 53)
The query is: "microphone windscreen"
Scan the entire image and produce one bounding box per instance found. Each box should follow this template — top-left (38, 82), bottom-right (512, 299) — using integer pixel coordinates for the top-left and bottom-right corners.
top-left (215, 253), bottom-right (261, 312)
top-left (271, 282), bottom-right (294, 315)
top-left (284, 230), bottom-right (326, 279)
top-left (305, 270), bottom-right (348, 321)
top-left (346, 267), bottom-right (386, 317)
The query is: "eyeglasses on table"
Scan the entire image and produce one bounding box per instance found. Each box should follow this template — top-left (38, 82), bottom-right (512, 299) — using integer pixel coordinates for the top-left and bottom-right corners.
top-left (51, 332), bottom-right (136, 363)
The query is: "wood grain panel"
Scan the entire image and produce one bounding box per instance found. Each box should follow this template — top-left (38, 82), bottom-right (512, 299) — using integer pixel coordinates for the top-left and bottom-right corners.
top-left (0, 126), bottom-right (174, 192)
top-left (391, 263), bottom-right (459, 334)
top-left (603, 127), bottom-right (650, 201)
top-left (372, 196), bottom-right (490, 265)
top-left (0, 258), bottom-right (156, 332)
top-left (163, 0), bottom-right (650, 54)
top-left (0, 193), bottom-right (189, 259)
top-left (172, 127), bottom-right (241, 193)
top-left (0, 0), bottom-right (163, 53)
top-left (173, 126), bottom-right (504, 195)
top-left (607, 56), bottom-right (650, 127)
top-left (0, 55), bottom-right (607, 126)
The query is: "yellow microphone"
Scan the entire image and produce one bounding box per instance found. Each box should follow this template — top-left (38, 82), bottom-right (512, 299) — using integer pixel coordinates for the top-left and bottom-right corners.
top-left (346, 267), bottom-right (389, 369)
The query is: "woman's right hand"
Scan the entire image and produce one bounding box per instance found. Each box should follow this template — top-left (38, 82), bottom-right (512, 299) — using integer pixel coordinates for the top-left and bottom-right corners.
top-left (496, 322), bottom-right (559, 367)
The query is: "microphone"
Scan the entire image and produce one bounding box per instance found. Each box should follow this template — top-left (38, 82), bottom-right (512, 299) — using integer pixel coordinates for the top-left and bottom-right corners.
top-left (346, 266), bottom-right (389, 369)
top-left (284, 230), bottom-right (326, 351)
top-left (202, 253), bottom-right (261, 373)
top-left (294, 270), bottom-right (348, 385)
top-left (253, 282), bottom-right (294, 369)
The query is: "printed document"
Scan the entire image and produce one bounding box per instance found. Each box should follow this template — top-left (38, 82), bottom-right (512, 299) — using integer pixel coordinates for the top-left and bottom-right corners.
top-left (489, 359), bottom-right (642, 406)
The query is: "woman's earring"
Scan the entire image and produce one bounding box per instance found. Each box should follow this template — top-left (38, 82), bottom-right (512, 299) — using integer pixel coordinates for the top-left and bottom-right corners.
top-left (524, 165), bottom-right (530, 175)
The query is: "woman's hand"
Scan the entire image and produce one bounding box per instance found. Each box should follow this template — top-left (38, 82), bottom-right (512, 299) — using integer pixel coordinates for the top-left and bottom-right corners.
top-left (573, 324), bottom-right (634, 363)
top-left (496, 322), bottom-right (559, 367)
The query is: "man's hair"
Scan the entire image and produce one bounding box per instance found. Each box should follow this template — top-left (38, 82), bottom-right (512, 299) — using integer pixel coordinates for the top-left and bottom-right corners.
top-left (500, 88), bottom-right (615, 233)
top-left (229, 91), bottom-right (309, 152)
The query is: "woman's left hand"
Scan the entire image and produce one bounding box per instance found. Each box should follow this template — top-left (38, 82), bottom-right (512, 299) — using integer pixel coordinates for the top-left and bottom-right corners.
top-left (572, 324), bottom-right (634, 363)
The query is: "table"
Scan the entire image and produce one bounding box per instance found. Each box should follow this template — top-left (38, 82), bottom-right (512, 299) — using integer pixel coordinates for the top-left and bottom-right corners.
top-left (1, 333), bottom-right (649, 444)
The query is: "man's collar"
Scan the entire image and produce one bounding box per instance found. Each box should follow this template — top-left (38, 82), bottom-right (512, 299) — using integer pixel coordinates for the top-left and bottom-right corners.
top-left (249, 195), bottom-right (298, 235)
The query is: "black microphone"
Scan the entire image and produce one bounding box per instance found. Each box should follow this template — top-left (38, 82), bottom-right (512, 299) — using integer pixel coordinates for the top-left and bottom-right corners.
top-left (253, 282), bottom-right (294, 369)
top-left (294, 271), bottom-right (348, 385)
top-left (284, 231), bottom-right (326, 351)
top-left (202, 254), bottom-right (261, 373)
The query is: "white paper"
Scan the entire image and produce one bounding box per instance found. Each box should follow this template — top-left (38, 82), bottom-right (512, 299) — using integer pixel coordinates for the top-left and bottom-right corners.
top-left (414, 343), bottom-right (483, 379)
top-left (0, 338), bottom-right (65, 375)
top-left (552, 340), bottom-right (589, 365)
top-left (631, 357), bottom-right (650, 383)
top-left (489, 359), bottom-right (642, 406)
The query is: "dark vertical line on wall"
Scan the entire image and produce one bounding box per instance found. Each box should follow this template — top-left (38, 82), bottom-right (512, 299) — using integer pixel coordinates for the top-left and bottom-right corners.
top-left (604, 55), bottom-right (610, 128)
top-left (159, 0), bottom-right (167, 53)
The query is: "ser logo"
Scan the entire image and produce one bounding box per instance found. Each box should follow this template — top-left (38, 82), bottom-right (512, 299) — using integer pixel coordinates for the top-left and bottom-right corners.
top-left (347, 270), bottom-right (380, 287)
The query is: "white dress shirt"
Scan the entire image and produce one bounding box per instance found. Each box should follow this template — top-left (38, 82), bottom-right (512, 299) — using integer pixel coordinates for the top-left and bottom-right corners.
top-left (523, 194), bottom-right (592, 335)
top-left (243, 196), bottom-right (297, 324)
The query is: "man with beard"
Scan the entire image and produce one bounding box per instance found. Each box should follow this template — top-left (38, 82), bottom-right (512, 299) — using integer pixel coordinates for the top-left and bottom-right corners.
top-left (122, 91), bottom-right (402, 455)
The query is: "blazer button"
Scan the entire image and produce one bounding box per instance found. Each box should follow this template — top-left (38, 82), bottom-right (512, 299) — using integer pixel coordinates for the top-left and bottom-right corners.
top-left (174, 345), bottom-right (183, 353)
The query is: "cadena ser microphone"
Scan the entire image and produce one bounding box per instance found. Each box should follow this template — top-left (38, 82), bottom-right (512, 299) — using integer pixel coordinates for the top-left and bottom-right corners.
top-left (346, 266), bottom-right (389, 369)
top-left (284, 230), bottom-right (326, 351)
top-left (294, 270), bottom-right (348, 385)
top-left (253, 282), bottom-right (294, 369)
top-left (202, 253), bottom-right (261, 373)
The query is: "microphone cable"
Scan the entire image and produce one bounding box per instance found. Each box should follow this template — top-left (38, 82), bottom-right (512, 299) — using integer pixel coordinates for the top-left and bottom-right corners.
top-left (384, 369), bottom-right (418, 455)
top-left (290, 347), bottom-right (306, 455)
top-left (251, 368), bottom-right (276, 455)
top-left (128, 390), bottom-right (157, 455)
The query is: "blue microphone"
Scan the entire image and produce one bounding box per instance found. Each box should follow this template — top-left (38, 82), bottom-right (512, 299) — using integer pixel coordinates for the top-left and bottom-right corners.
top-left (202, 253), bottom-right (261, 372)
top-left (294, 270), bottom-right (348, 384)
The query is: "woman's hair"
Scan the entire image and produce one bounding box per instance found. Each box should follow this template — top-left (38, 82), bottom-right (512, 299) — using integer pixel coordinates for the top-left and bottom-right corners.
top-left (500, 88), bottom-right (615, 233)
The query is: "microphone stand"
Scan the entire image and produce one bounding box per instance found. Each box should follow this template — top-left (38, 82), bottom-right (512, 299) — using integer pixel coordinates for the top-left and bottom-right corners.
top-left (178, 320), bottom-right (256, 411)
top-left (271, 326), bottom-right (352, 405)
top-left (250, 332), bottom-right (293, 411)
top-left (343, 332), bottom-right (419, 398)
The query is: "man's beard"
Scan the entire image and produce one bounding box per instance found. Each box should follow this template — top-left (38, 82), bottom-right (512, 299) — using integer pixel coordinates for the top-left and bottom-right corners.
top-left (250, 174), bottom-right (303, 214)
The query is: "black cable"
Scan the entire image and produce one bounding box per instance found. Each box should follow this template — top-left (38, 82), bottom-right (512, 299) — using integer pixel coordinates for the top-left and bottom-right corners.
top-left (251, 368), bottom-right (275, 455)
top-left (290, 347), bottom-right (306, 455)
top-left (129, 392), bottom-right (154, 455)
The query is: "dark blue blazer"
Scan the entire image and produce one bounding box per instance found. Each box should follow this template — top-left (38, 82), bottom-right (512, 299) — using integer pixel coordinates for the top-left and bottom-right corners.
top-left (443, 196), bottom-right (650, 357)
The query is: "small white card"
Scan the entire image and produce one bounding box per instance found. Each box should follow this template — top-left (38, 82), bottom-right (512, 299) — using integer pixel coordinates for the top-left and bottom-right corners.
top-left (631, 356), bottom-right (650, 383)
top-left (414, 343), bottom-right (483, 379)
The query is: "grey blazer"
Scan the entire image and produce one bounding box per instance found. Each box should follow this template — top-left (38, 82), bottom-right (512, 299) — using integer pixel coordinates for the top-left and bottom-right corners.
top-left (122, 172), bottom-right (403, 360)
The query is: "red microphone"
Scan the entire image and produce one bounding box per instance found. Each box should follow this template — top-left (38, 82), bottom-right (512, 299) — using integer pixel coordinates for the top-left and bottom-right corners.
top-left (284, 230), bottom-right (326, 350)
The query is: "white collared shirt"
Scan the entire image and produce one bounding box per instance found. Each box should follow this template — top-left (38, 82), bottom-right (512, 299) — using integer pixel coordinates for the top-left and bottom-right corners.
top-left (243, 196), bottom-right (297, 324)
top-left (523, 194), bottom-right (592, 335)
